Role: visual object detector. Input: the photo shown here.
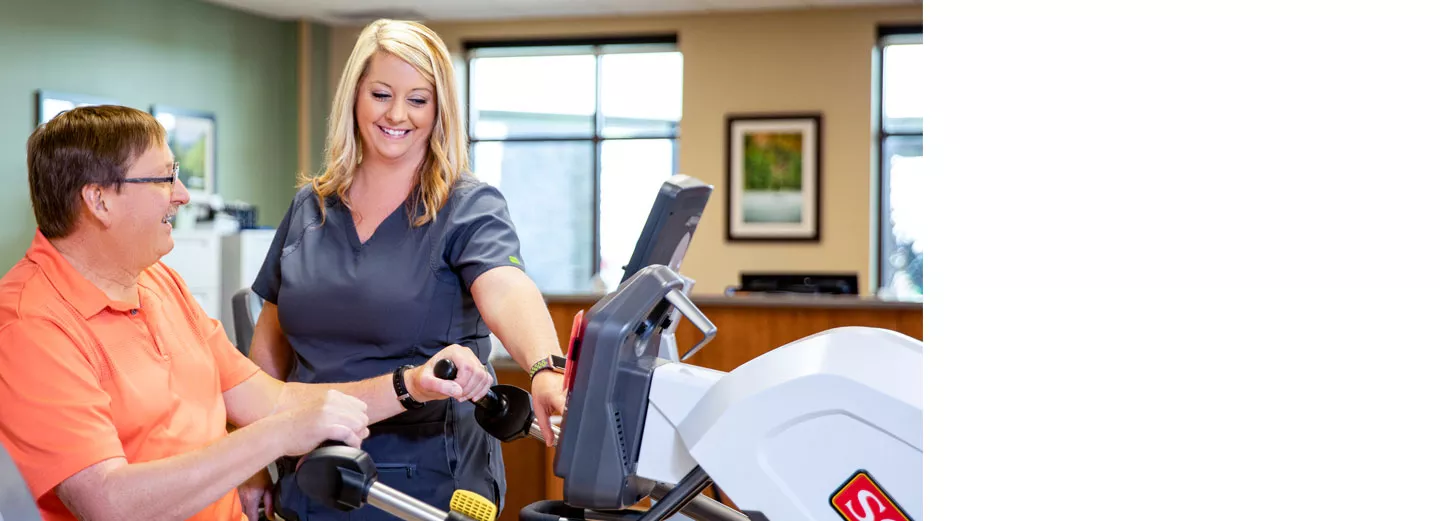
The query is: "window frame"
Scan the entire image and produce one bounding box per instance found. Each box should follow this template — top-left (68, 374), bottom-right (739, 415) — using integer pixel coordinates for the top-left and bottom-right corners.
top-left (463, 34), bottom-right (681, 282)
top-left (875, 24), bottom-right (924, 297)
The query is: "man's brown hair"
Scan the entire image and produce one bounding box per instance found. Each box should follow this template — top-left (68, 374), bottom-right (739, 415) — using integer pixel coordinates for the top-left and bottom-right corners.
top-left (27, 105), bottom-right (168, 238)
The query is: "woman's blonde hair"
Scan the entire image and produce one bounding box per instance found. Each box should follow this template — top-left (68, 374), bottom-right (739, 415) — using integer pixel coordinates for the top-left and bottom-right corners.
top-left (304, 19), bottom-right (468, 226)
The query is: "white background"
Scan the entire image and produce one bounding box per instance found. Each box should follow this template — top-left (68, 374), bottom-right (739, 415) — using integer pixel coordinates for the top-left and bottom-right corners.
top-left (930, 1), bottom-right (1440, 519)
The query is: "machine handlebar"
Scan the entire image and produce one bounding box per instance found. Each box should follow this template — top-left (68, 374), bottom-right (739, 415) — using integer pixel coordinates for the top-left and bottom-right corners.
top-left (296, 442), bottom-right (476, 521)
top-left (432, 359), bottom-right (559, 443)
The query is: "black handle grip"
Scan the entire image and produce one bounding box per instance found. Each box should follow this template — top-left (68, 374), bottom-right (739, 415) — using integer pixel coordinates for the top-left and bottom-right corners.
top-left (429, 358), bottom-right (536, 442)
top-left (434, 359), bottom-right (459, 380)
top-left (434, 358), bottom-right (506, 416)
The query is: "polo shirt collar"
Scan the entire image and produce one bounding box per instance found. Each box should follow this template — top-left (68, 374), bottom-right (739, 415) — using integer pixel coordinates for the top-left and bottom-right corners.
top-left (25, 230), bottom-right (141, 318)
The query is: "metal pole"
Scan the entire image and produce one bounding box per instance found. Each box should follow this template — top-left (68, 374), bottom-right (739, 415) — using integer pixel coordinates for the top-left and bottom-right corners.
top-left (638, 467), bottom-right (712, 521)
top-left (650, 482), bottom-right (750, 521)
top-left (367, 482), bottom-right (450, 521)
top-left (529, 420), bottom-right (564, 443)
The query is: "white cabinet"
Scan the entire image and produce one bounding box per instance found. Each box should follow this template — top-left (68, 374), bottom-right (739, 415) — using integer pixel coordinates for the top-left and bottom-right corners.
top-left (221, 229), bottom-right (276, 344)
top-left (162, 229), bottom-right (223, 319)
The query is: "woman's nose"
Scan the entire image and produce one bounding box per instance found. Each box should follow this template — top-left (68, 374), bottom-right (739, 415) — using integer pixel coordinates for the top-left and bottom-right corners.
top-left (386, 101), bottom-right (407, 124)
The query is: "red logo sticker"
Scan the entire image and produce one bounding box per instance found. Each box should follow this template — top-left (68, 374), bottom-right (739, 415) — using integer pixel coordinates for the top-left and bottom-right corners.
top-left (830, 470), bottom-right (912, 521)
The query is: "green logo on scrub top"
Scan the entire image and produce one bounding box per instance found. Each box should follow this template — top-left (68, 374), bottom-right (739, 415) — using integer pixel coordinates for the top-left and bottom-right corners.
top-left (509, 255), bottom-right (521, 265)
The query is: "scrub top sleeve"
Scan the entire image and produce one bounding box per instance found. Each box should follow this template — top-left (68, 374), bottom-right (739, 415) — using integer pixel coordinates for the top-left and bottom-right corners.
top-left (446, 183), bottom-right (526, 290)
top-left (252, 188), bottom-right (306, 304)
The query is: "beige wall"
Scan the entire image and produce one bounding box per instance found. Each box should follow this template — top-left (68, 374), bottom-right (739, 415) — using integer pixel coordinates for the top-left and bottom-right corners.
top-left (329, 6), bottom-right (921, 294)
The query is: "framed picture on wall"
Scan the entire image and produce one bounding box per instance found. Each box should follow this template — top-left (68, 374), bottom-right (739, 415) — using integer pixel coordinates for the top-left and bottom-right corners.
top-left (725, 113), bottom-right (823, 242)
top-left (151, 105), bottom-right (218, 197)
top-left (35, 90), bottom-right (120, 127)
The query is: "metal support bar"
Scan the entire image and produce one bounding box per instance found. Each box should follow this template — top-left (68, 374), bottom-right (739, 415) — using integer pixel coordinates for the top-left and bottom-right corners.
top-left (368, 482), bottom-right (451, 521)
top-left (663, 289), bottom-right (716, 361)
top-left (638, 467), bottom-right (712, 521)
top-left (529, 420), bottom-right (564, 443)
top-left (650, 482), bottom-right (750, 521)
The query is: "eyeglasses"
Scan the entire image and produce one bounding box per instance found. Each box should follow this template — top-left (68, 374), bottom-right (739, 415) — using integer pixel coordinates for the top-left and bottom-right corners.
top-left (121, 163), bottom-right (179, 188)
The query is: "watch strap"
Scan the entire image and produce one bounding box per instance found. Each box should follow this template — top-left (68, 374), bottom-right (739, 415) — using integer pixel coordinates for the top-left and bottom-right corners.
top-left (527, 355), bottom-right (565, 379)
top-left (393, 364), bottom-right (423, 410)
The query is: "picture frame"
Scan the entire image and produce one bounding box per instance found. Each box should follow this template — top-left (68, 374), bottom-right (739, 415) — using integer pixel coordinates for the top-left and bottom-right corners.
top-left (151, 105), bottom-right (218, 197)
top-left (725, 113), bottom-right (823, 242)
top-left (35, 90), bottom-right (119, 127)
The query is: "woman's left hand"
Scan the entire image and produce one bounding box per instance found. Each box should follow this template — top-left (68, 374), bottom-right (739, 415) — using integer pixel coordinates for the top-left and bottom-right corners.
top-left (530, 370), bottom-right (567, 446)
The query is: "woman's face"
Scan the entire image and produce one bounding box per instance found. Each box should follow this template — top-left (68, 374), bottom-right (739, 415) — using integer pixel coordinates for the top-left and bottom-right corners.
top-left (354, 51), bottom-right (437, 165)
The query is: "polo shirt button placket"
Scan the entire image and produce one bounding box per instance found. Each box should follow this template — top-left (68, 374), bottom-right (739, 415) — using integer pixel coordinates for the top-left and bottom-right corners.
top-left (130, 307), bottom-right (167, 361)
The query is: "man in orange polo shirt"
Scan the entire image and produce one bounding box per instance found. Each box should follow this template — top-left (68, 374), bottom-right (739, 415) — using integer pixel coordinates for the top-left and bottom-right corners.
top-left (0, 105), bottom-right (499, 521)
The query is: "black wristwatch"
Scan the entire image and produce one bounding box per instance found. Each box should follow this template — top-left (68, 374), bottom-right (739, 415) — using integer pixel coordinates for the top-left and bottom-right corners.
top-left (393, 364), bottom-right (424, 410)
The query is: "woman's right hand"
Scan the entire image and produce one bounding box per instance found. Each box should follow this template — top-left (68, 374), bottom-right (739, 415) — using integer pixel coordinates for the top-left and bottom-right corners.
top-left (409, 344), bottom-right (494, 403)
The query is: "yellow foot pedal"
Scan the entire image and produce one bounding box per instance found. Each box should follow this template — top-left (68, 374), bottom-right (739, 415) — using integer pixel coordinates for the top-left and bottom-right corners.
top-left (450, 489), bottom-right (498, 521)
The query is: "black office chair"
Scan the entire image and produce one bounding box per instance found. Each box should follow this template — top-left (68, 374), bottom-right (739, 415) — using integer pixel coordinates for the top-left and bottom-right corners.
top-left (231, 287), bottom-right (261, 357)
top-left (230, 286), bottom-right (287, 504)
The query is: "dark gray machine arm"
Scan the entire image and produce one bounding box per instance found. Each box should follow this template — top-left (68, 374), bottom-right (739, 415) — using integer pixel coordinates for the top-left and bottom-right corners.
top-left (552, 264), bottom-right (704, 511)
top-left (530, 174), bottom-right (745, 520)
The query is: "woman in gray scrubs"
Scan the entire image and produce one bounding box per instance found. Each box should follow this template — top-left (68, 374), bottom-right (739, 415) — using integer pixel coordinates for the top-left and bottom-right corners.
top-left (245, 19), bottom-right (570, 520)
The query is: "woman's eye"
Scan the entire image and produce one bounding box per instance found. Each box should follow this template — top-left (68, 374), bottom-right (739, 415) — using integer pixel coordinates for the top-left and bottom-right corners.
top-left (408, 98), bottom-right (428, 106)
top-left (372, 92), bottom-right (391, 100)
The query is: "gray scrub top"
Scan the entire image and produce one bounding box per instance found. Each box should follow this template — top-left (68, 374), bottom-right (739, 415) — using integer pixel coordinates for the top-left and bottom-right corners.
top-left (252, 176), bottom-right (525, 386)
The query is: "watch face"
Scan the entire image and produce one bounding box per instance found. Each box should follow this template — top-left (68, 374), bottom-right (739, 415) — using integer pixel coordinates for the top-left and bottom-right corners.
top-left (531, 355), bottom-right (567, 377)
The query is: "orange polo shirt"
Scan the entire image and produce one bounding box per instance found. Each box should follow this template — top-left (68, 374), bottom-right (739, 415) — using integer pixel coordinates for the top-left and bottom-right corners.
top-left (0, 230), bottom-right (260, 521)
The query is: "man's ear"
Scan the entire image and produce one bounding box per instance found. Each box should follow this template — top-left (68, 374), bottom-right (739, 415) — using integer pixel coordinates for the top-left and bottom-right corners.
top-left (80, 183), bottom-right (115, 228)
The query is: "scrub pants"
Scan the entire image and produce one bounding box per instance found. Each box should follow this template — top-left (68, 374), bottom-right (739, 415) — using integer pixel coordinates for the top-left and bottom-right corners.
top-left (273, 399), bottom-right (507, 520)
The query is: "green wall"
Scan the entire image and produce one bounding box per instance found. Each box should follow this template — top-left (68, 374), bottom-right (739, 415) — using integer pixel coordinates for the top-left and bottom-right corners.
top-left (307, 22), bottom-right (332, 178)
top-left (0, 0), bottom-right (303, 265)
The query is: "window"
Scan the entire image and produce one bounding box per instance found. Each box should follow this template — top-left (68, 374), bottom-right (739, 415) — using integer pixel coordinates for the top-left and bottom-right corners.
top-left (466, 36), bottom-right (682, 293)
top-left (877, 27), bottom-right (924, 299)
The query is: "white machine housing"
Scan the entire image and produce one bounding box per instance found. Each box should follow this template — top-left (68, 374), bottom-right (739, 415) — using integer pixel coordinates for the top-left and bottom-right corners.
top-left (636, 326), bottom-right (923, 521)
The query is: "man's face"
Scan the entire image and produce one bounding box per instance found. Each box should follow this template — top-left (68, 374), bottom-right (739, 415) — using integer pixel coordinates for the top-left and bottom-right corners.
top-left (110, 143), bottom-right (190, 267)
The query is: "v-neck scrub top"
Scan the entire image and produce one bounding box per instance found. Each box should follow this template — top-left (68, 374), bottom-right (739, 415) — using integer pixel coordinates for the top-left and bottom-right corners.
top-left (252, 176), bottom-right (524, 386)
top-left (252, 176), bottom-right (524, 518)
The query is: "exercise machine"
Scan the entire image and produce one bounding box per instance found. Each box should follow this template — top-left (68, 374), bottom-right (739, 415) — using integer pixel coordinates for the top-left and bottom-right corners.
top-left (536, 267), bottom-right (922, 521)
top-left (530, 175), bottom-right (923, 520)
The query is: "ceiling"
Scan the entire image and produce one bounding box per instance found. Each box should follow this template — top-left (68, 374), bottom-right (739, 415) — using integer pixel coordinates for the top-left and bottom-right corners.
top-left (201, 0), bottom-right (919, 25)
